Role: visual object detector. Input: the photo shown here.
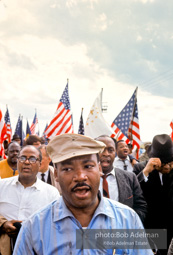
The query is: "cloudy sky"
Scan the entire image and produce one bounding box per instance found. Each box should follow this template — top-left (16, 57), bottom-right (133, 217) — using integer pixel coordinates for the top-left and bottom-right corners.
top-left (1, 0), bottom-right (173, 142)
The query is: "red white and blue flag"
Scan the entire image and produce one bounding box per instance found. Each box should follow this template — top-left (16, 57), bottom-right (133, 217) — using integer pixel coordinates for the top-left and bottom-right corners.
top-left (0, 109), bottom-right (7, 159)
top-left (111, 87), bottom-right (141, 155)
top-left (30, 112), bottom-right (38, 135)
top-left (4, 107), bottom-right (12, 143)
top-left (45, 82), bottom-right (73, 139)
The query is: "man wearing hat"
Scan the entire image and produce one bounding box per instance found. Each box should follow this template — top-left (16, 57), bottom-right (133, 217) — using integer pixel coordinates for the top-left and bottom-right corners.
top-left (133, 134), bottom-right (173, 255)
top-left (14, 133), bottom-right (153, 255)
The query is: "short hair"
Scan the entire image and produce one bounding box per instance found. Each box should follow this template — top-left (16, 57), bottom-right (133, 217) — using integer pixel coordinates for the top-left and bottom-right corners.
top-left (115, 140), bottom-right (125, 149)
top-left (25, 135), bottom-right (41, 145)
top-left (38, 145), bottom-right (49, 158)
top-left (95, 135), bottom-right (117, 148)
top-left (7, 141), bottom-right (21, 150)
top-left (12, 134), bottom-right (21, 141)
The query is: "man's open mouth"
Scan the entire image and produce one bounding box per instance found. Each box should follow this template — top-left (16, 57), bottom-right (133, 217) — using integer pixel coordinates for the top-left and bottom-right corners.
top-left (72, 186), bottom-right (91, 198)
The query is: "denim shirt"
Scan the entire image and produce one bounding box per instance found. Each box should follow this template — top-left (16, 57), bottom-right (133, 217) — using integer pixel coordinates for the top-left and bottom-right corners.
top-left (14, 195), bottom-right (153, 255)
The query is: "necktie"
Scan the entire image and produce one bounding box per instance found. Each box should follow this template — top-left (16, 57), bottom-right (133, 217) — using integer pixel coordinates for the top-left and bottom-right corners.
top-left (102, 175), bottom-right (110, 198)
top-left (41, 173), bottom-right (45, 182)
top-left (123, 160), bottom-right (127, 170)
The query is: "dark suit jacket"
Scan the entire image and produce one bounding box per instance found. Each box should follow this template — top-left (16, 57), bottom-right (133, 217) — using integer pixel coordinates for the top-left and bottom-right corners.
top-left (114, 168), bottom-right (147, 224)
top-left (133, 161), bottom-right (173, 249)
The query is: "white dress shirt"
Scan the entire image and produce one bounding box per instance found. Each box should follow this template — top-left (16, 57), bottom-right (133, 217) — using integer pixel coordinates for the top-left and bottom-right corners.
top-left (99, 168), bottom-right (119, 201)
top-left (113, 156), bottom-right (133, 172)
top-left (37, 169), bottom-right (49, 182)
top-left (0, 176), bottom-right (60, 221)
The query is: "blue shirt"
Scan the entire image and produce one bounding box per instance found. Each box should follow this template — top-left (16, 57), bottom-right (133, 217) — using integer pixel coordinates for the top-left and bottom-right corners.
top-left (14, 195), bottom-right (153, 255)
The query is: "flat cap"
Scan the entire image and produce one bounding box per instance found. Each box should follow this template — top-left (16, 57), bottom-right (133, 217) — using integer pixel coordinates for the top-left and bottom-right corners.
top-left (47, 133), bottom-right (106, 163)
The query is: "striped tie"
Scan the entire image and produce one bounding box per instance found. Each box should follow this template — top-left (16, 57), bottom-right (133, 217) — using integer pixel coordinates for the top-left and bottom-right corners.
top-left (102, 175), bottom-right (110, 198)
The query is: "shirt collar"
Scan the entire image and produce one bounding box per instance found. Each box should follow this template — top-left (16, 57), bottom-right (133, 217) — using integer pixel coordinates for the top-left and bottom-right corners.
top-left (53, 192), bottom-right (115, 223)
top-left (115, 155), bottom-right (130, 162)
top-left (11, 175), bottom-right (42, 190)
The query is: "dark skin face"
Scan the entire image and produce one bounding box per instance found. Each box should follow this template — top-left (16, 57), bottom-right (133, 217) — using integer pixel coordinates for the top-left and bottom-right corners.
top-left (54, 154), bottom-right (101, 213)
top-left (17, 146), bottom-right (41, 188)
top-left (116, 141), bottom-right (129, 160)
top-left (96, 137), bottom-right (116, 175)
top-left (7, 142), bottom-right (21, 166)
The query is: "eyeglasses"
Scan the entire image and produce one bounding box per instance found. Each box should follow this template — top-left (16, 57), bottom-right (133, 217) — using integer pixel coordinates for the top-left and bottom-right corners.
top-left (18, 156), bottom-right (40, 164)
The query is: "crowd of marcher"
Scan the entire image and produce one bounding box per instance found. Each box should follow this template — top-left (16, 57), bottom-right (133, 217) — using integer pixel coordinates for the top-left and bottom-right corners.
top-left (0, 132), bottom-right (173, 255)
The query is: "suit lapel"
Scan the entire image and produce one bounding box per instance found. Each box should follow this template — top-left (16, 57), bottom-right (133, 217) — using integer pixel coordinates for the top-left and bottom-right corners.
top-left (115, 169), bottom-right (126, 203)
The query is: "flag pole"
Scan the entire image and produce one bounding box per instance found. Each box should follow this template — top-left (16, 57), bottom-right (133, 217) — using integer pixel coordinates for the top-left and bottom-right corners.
top-left (101, 88), bottom-right (103, 112)
top-left (128, 87), bottom-right (138, 143)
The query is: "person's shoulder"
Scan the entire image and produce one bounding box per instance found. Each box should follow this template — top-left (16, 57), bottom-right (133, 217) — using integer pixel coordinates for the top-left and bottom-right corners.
top-left (26, 198), bottom-right (61, 224)
top-left (37, 178), bottom-right (55, 188)
top-left (0, 175), bottom-right (17, 184)
top-left (115, 167), bottom-right (135, 178)
top-left (134, 160), bottom-right (148, 168)
top-left (104, 197), bottom-right (136, 214)
top-left (0, 159), bottom-right (7, 165)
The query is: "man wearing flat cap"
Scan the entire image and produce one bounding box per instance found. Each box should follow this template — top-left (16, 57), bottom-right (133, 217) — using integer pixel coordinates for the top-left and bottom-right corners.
top-left (14, 134), bottom-right (153, 255)
top-left (133, 134), bottom-right (173, 255)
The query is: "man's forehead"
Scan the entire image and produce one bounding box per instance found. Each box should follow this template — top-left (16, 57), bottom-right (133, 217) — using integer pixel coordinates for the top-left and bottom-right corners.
top-left (57, 154), bottom-right (97, 165)
top-left (118, 141), bottom-right (126, 147)
top-left (20, 146), bottom-right (39, 155)
top-left (97, 137), bottom-right (115, 148)
top-left (8, 143), bottom-right (20, 150)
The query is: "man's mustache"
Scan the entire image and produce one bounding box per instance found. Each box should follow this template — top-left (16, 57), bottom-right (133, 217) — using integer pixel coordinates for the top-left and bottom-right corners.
top-left (71, 182), bottom-right (91, 192)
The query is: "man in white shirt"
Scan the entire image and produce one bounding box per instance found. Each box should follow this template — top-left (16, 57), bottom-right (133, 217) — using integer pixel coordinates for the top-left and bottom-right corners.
top-left (114, 140), bottom-right (137, 171)
top-left (0, 145), bottom-right (60, 255)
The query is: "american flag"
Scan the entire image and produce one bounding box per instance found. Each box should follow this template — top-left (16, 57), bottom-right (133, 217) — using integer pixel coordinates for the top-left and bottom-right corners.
top-left (14, 115), bottom-right (25, 146)
top-left (45, 83), bottom-right (73, 139)
top-left (0, 109), bottom-right (7, 158)
top-left (30, 112), bottom-right (38, 135)
top-left (78, 108), bottom-right (84, 135)
top-left (111, 87), bottom-right (141, 152)
top-left (4, 107), bottom-right (12, 143)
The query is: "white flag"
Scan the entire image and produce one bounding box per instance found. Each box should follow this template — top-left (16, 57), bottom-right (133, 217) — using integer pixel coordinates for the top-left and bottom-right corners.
top-left (85, 92), bottom-right (115, 138)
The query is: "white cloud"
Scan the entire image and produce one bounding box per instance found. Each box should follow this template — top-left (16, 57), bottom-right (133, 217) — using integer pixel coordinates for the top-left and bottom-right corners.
top-left (0, 0), bottom-right (173, 143)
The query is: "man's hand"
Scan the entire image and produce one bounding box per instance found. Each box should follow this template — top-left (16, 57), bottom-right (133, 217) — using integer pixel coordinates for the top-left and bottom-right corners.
top-left (143, 158), bottom-right (161, 177)
top-left (1, 220), bottom-right (22, 237)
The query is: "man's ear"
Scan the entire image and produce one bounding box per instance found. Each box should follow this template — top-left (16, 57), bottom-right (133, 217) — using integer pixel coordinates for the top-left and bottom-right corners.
top-left (54, 167), bottom-right (59, 182)
top-left (48, 157), bottom-right (51, 164)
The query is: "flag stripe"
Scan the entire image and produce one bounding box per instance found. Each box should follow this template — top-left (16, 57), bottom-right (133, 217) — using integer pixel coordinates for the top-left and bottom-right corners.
top-left (4, 108), bottom-right (12, 142)
top-left (30, 113), bottom-right (38, 135)
top-left (45, 83), bottom-right (73, 139)
top-left (111, 88), bottom-right (141, 158)
top-left (46, 108), bottom-right (70, 137)
top-left (0, 109), bottom-right (7, 158)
